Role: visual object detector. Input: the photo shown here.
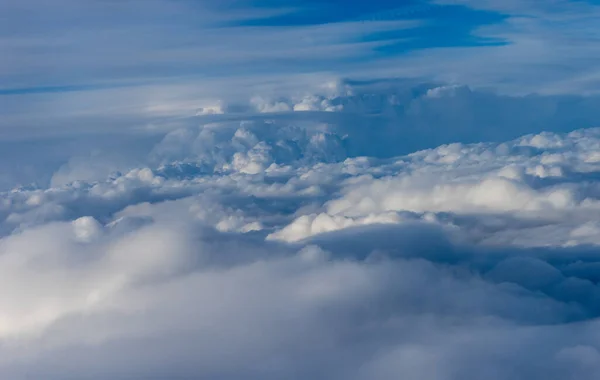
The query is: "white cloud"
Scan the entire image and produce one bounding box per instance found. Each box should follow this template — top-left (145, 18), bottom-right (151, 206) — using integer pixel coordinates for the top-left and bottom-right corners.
top-left (2, 218), bottom-right (600, 379)
top-left (1, 76), bottom-right (600, 378)
top-left (267, 127), bottom-right (600, 244)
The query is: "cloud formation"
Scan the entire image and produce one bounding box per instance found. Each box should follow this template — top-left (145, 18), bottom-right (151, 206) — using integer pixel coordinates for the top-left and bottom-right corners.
top-left (3, 0), bottom-right (600, 377)
top-left (1, 77), bottom-right (600, 377)
top-left (5, 78), bottom-right (600, 192)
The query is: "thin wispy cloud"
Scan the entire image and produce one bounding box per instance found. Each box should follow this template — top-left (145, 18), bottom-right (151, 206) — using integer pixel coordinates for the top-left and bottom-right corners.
top-left (1, 0), bottom-right (599, 136)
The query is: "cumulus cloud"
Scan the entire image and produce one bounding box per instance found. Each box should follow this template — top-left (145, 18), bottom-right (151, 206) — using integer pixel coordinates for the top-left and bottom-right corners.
top-left (7, 77), bottom-right (600, 193)
top-left (1, 76), bottom-right (600, 379)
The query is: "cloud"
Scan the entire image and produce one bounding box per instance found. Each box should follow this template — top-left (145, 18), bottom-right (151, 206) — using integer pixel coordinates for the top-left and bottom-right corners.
top-left (0, 0), bottom-right (420, 90)
top-left (2, 217), bottom-right (600, 379)
top-left (269, 126), bottom-right (600, 244)
top-left (371, 0), bottom-right (600, 94)
top-left (4, 0), bottom-right (600, 366)
top-left (3, 0), bottom-right (600, 376)
top-left (0, 78), bottom-right (599, 378)
top-left (5, 77), bottom-right (600, 194)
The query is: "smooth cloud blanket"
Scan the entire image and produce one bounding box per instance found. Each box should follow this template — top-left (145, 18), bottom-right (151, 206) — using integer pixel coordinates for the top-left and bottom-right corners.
top-left (2, 81), bottom-right (600, 378)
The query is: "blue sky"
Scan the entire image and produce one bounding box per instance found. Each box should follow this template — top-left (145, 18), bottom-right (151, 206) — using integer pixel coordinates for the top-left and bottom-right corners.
top-left (2, 0), bottom-right (600, 138)
top-left (2, 0), bottom-right (598, 94)
top-left (238, 0), bottom-right (507, 51)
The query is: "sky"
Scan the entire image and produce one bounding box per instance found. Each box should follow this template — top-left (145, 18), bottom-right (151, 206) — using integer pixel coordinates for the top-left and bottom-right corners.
top-left (2, 0), bottom-right (599, 94)
top-left (1, 0), bottom-right (599, 141)
top-left (3, 0), bottom-right (600, 379)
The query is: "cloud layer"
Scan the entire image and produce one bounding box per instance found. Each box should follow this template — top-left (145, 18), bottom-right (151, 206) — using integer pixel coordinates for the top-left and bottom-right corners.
top-left (4, 0), bottom-right (600, 377)
top-left (1, 77), bottom-right (600, 378)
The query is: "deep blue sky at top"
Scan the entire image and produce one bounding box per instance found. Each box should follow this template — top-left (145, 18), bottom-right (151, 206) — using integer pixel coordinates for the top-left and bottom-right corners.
top-left (232, 0), bottom-right (507, 52)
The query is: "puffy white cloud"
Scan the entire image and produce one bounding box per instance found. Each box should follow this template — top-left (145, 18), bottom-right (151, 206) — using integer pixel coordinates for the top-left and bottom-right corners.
top-left (2, 78), bottom-right (600, 379)
top-left (267, 128), bottom-right (600, 245)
